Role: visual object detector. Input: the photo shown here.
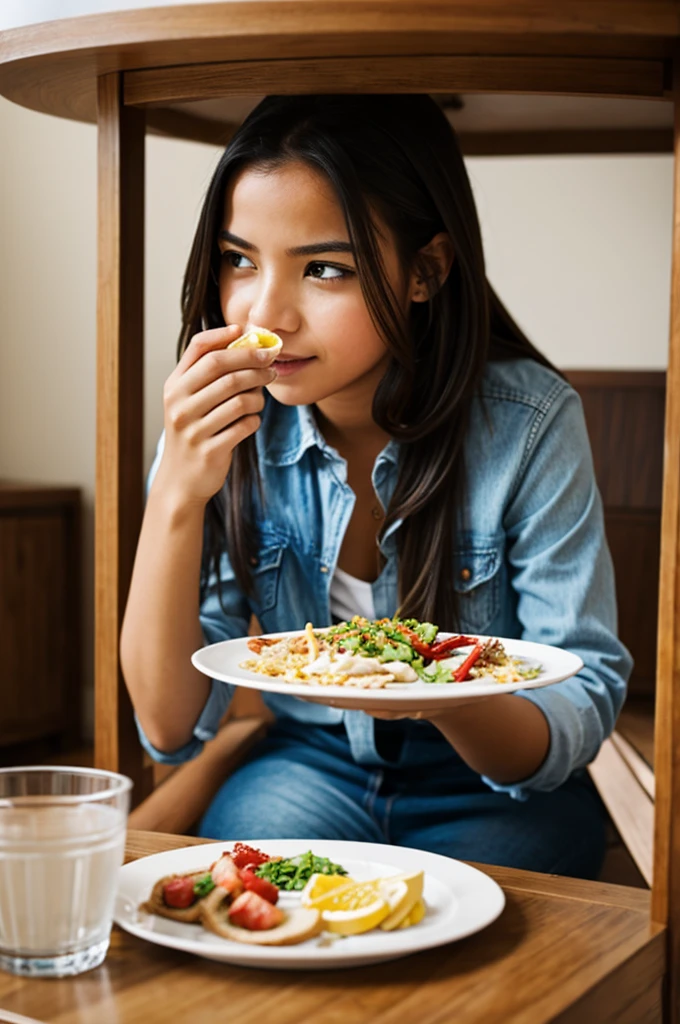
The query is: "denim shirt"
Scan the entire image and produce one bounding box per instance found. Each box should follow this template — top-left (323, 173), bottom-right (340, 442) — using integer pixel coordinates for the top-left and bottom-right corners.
top-left (137, 356), bottom-right (632, 800)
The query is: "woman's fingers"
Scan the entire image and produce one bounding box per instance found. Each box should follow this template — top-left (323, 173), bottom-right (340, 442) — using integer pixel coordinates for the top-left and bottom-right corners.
top-left (204, 412), bottom-right (263, 454)
top-left (174, 326), bottom-right (278, 392)
top-left (167, 368), bottom-right (276, 431)
top-left (175, 325), bottom-right (242, 375)
top-left (188, 385), bottom-right (267, 444)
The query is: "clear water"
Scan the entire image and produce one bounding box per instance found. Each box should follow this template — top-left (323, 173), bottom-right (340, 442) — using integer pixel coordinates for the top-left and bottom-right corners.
top-left (0, 803), bottom-right (126, 970)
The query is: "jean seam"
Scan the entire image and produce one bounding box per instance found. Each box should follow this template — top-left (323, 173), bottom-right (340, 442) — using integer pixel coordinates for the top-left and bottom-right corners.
top-left (363, 770), bottom-right (385, 835)
top-left (382, 793), bottom-right (397, 844)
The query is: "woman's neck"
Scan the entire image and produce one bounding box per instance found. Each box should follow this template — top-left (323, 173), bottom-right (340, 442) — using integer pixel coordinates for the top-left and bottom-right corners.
top-left (314, 400), bottom-right (391, 460)
top-left (314, 366), bottom-right (392, 457)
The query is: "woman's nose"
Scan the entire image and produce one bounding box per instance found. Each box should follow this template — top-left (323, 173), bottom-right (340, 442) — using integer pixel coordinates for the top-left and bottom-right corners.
top-left (248, 274), bottom-right (300, 334)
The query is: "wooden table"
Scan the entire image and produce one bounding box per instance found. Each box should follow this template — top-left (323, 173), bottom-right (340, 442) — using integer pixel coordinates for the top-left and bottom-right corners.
top-left (0, 830), bottom-right (666, 1023)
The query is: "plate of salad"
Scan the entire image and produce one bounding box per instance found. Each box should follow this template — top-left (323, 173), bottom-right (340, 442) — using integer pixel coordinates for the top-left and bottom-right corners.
top-left (191, 616), bottom-right (584, 712)
top-left (114, 839), bottom-right (505, 969)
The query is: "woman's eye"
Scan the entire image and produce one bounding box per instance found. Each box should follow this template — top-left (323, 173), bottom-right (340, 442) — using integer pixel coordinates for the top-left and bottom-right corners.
top-left (306, 262), bottom-right (352, 281)
top-left (221, 251), bottom-right (255, 270)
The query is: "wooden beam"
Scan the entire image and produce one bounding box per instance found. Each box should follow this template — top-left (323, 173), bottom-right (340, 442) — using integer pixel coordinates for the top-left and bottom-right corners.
top-left (589, 739), bottom-right (654, 887)
top-left (146, 107), bottom-right (237, 147)
top-left (144, 108), bottom-right (674, 156)
top-left (95, 72), bottom-right (148, 800)
top-left (651, 55), bottom-right (680, 1024)
top-left (459, 126), bottom-right (673, 156)
top-left (125, 55), bottom-right (667, 108)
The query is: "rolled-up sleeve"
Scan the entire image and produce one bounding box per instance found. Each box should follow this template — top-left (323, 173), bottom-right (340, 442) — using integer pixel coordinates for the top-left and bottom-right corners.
top-left (134, 433), bottom-right (250, 764)
top-left (482, 386), bottom-right (632, 799)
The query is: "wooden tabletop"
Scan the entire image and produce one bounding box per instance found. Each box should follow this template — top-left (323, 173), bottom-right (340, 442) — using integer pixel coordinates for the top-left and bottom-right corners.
top-left (0, 830), bottom-right (666, 1024)
top-left (0, 1), bottom-right (677, 127)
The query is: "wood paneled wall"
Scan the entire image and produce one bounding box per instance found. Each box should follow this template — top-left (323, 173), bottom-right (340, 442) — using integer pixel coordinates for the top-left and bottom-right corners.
top-left (566, 370), bottom-right (665, 700)
top-left (0, 484), bottom-right (82, 750)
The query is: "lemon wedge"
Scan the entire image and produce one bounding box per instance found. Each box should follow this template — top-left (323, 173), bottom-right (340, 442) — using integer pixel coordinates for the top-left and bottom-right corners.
top-left (396, 898), bottom-right (426, 929)
top-left (227, 325), bottom-right (283, 355)
top-left (303, 871), bottom-right (426, 936)
top-left (378, 871), bottom-right (424, 931)
top-left (306, 880), bottom-right (391, 936)
top-left (300, 872), bottom-right (355, 905)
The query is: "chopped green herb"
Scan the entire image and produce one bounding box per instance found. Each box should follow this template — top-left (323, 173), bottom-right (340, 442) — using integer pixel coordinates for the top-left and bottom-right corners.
top-left (254, 851), bottom-right (348, 891)
top-left (192, 873), bottom-right (216, 898)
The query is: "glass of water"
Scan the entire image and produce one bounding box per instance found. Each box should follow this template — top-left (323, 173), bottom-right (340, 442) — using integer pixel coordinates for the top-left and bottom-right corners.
top-left (0, 765), bottom-right (132, 977)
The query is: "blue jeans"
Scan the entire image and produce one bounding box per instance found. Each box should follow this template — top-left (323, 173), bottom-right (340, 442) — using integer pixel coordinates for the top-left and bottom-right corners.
top-left (199, 719), bottom-right (607, 879)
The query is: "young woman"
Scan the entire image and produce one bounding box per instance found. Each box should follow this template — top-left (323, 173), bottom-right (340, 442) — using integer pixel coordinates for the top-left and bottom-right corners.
top-left (120, 94), bottom-right (631, 878)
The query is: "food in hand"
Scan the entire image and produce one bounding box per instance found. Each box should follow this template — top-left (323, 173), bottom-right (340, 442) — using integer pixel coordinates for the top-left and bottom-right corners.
top-left (241, 616), bottom-right (542, 688)
top-left (227, 325), bottom-right (283, 357)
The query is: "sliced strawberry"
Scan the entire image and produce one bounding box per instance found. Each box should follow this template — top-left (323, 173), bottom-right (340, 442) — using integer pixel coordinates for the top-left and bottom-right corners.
top-left (231, 843), bottom-right (272, 870)
top-left (228, 890), bottom-right (285, 931)
top-left (162, 876), bottom-right (196, 909)
top-left (238, 867), bottom-right (279, 905)
top-left (210, 853), bottom-right (244, 896)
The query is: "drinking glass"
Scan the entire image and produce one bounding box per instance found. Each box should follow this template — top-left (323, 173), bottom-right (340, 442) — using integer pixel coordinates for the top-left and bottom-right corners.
top-left (0, 765), bottom-right (132, 977)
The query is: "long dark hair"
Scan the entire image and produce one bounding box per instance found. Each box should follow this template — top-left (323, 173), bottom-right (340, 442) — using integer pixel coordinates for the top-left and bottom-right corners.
top-left (178, 94), bottom-right (556, 626)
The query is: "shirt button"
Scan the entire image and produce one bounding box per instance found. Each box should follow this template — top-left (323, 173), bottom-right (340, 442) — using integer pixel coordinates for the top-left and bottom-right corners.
top-left (460, 567), bottom-right (471, 582)
top-left (249, 556), bottom-right (259, 566)
top-left (320, 565), bottom-right (329, 574)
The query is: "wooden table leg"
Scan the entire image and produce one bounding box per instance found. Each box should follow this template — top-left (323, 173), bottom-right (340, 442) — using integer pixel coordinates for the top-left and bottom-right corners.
top-left (95, 71), bottom-right (149, 801)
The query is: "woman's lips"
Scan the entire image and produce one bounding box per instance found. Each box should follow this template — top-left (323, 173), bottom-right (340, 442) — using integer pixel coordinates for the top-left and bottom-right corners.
top-left (272, 356), bottom-right (315, 378)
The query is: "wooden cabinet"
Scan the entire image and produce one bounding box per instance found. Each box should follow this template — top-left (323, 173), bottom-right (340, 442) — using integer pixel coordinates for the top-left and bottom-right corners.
top-left (0, 483), bottom-right (81, 751)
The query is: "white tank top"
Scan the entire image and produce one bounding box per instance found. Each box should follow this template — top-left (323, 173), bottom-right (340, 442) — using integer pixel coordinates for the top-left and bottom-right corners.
top-left (329, 565), bottom-right (376, 623)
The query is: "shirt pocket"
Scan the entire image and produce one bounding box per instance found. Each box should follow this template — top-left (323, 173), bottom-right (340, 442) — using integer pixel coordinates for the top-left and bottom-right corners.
top-left (452, 544), bottom-right (502, 634)
top-left (249, 542), bottom-right (285, 614)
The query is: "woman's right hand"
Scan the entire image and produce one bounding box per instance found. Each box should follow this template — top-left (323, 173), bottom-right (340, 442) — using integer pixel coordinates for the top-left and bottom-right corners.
top-left (154, 324), bottom-right (278, 506)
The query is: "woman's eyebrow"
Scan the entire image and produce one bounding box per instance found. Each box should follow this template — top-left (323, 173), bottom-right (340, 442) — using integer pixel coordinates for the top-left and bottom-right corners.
top-left (219, 230), bottom-right (353, 258)
top-left (287, 241), bottom-right (354, 257)
top-left (219, 230), bottom-right (256, 250)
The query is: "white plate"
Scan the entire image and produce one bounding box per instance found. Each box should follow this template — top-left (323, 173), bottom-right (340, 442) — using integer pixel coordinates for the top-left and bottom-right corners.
top-left (191, 632), bottom-right (583, 712)
top-left (114, 839), bottom-right (505, 970)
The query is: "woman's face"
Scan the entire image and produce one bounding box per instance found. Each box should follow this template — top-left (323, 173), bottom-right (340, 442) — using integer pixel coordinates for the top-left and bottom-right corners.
top-left (218, 160), bottom-right (407, 412)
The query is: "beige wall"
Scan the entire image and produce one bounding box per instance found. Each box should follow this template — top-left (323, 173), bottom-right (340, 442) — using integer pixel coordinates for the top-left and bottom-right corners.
top-left (0, 94), bottom-right (673, 735)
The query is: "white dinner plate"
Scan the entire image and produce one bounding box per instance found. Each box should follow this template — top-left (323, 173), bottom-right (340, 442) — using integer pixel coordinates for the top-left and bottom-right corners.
top-left (191, 632), bottom-right (583, 712)
top-left (114, 839), bottom-right (505, 970)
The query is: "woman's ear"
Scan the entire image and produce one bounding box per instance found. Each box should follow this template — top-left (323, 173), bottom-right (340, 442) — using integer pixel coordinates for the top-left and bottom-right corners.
top-left (409, 232), bottom-right (455, 303)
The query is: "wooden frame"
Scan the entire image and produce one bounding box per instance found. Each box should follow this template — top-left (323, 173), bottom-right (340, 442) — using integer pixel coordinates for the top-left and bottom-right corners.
top-left (95, 72), bottom-right (147, 794)
top-left (124, 55), bottom-right (668, 106)
top-left (653, 63), bottom-right (680, 1015)
top-left (145, 110), bottom-right (674, 157)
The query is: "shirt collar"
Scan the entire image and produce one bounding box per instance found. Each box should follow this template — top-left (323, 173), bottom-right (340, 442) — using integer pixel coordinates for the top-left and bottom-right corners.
top-left (259, 397), bottom-right (400, 469)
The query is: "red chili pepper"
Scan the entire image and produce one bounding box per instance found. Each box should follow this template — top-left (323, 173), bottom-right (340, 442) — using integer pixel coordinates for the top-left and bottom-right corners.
top-left (429, 635), bottom-right (478, 660)
top-left (393, 624), bottom-right (433, 659)
top-left (453, 642), bottom-right (484, 682)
